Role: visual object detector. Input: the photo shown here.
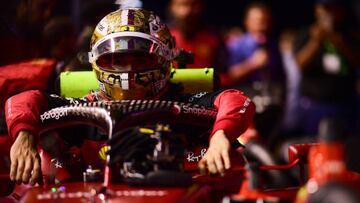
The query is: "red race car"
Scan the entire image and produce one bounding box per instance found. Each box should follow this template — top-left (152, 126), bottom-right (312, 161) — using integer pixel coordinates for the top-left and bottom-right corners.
top-left (3, 100), bottom-right (304, 203)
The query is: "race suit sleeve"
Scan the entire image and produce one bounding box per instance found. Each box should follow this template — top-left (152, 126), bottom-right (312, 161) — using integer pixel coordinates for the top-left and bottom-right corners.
top-left (5, 90), bottom-right (90, 140)
top-left (211, 89), bottom-right (255, 142)
top-left (5, 90), bottom-right (48, 140)
top-left (188, 89), bottom-right (255, 142)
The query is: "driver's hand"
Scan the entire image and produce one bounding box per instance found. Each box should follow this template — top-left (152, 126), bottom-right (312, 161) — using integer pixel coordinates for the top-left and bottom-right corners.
top-left (10, 130), bottom-right (42, 185)
top-left (198, 130), bottom-right (231, 175)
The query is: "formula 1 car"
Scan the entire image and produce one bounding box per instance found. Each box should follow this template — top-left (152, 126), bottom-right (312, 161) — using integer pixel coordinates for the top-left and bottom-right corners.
top-left (0, 99), bottom-right (307, 203)
top-left (1, 67), bottom-right (360, 203)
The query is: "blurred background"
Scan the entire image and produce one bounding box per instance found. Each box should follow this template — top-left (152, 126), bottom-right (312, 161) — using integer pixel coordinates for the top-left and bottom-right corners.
top-left (0, 0), bottom-right (360, 148)
top-left (1, 0), bottom-right (359, 65)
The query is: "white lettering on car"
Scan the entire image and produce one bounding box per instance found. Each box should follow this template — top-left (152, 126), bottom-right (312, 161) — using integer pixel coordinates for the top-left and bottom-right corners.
top-left (188, 92), bottom-right (208, 102)
top-left (182, 105), bottom-right (217, 117)
top-left (186, 148), bottom-right (207, 162)
top-left (40, 109), bottom-right (68, 122)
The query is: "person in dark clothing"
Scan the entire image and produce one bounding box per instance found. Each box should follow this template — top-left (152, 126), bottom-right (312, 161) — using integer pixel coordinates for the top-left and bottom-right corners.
top-left (0, 0), bottom-right (57, 66)
top-left (5, 8), bottom-right (255, 186)
top-left (294, 0), bottom-right (360, 135)
top-left (42, 17), bottom-right (77, 75)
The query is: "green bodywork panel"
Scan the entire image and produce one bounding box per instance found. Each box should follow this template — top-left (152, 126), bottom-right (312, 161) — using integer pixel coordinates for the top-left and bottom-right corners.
top-left (60, 68), bottom-right (214, 98)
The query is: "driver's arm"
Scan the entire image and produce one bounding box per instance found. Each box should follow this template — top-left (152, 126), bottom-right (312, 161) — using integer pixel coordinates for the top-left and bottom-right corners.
top-left (5, 90), bottom-right (48, 185)
top-left (5, 90), bottom-right (89, 185)
top-left (197, 89), bottom-right (255, 174)
top-left (6, 90), bottom-right (49, 140)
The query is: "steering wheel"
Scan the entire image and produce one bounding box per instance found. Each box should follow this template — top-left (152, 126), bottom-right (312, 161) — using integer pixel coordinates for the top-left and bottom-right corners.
top-left (39, 100), bottom-right (294, 188)
top-left (40, 100), bottom-right (217, 136)
top-left (39, 100), bottom-right (217, 185)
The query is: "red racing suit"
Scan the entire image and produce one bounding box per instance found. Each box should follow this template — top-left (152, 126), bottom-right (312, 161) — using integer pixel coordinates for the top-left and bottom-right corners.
top-left (5, 88), bottom-right (255, 143)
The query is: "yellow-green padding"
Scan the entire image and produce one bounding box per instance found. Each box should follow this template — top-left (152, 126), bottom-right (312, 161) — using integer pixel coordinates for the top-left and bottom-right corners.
top-left (60, 68), bottom-right (213, 98)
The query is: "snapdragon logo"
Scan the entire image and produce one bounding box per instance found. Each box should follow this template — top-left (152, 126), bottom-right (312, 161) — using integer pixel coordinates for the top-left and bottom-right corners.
top-left (182, 105), bottom-right (217, 117)
top-left (40, 109), bottom-right (68, 122)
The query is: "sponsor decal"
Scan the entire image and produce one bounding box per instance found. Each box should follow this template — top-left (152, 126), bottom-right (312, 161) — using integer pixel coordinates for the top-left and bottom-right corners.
top-left (186, 148), bottom-right (207, 162)
top-left (172, 104), bottom-right (217, 117)
top-left (182, 105), bottom-right (217, 117)
top-left (40, 109), bottom-right (68, 122)
top-left (172, 104), bottom-right (181, 114)
top-left (240, 98), bottom-right (251, 114)
top-left (96, 18), bottom-right (108, 36)
top-left (188, 92), bottom-right (208, 102)
top-left (99, 145), bottom-right (109, 161)
top-left (51, 158), bottom-right (63, 169)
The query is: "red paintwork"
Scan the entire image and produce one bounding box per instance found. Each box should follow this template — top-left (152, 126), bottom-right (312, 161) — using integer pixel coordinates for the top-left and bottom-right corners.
top-left (1, 144), bottom-right (310, 203)
top-left (10, 142), bottom-right (360, 203)
top-left (231, 181), bottom-right (299, 202)
top-left (12, 146), bottom-right (245, 203)
top-left (229, 159), bottom-right (303, 202)
top-left (20, 182), bottom-right (209, 203)
top-left (19, 170), bottom-right (244, 203)
top-left (288, 143), bottom-right (318, 164)
top-left (294, 141), bottom-right (360, 203)
top-left (0, 135), bottom-right (13, 197)
top-left (0, 174), bottom-right (13, 197)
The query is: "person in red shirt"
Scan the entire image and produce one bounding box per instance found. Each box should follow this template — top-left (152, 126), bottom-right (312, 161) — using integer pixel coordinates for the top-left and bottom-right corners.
top-left (5, 8), bottom-right (255, 186)
top-left (168, 0), bottom-right (223, 69)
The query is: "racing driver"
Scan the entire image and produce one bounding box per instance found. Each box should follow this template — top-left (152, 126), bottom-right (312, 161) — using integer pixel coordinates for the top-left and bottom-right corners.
top-left (5, 8), bottom-right (255, 186)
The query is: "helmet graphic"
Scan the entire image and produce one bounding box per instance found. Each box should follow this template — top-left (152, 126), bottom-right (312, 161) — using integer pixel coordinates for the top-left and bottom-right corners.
top-left (89, 8), bottom-right (176, 100)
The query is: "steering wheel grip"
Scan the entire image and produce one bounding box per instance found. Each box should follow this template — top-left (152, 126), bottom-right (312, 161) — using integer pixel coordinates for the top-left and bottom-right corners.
top-left (40, 100), bottom-right (217, 136)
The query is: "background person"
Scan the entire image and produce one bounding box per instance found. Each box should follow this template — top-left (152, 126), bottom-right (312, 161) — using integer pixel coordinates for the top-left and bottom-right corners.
top-left (294, 0), bottom-right (360, 135)
top-left (168, 0), bottom-right (225, 70)
top-left (223, 2), bottom-right (285, 143)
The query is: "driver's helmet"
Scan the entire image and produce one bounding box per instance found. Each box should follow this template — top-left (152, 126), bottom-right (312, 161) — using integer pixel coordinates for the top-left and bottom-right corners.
top-left (89, 8), bottom-right (177, 100)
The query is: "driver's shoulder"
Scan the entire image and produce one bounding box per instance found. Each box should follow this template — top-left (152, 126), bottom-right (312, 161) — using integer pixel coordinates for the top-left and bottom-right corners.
top-left (185, 88), bottom-right (247, 108)
top-left (46, 92), bottom-right (92, 109)
top-left (163, 81), bottom-right (246, 107)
